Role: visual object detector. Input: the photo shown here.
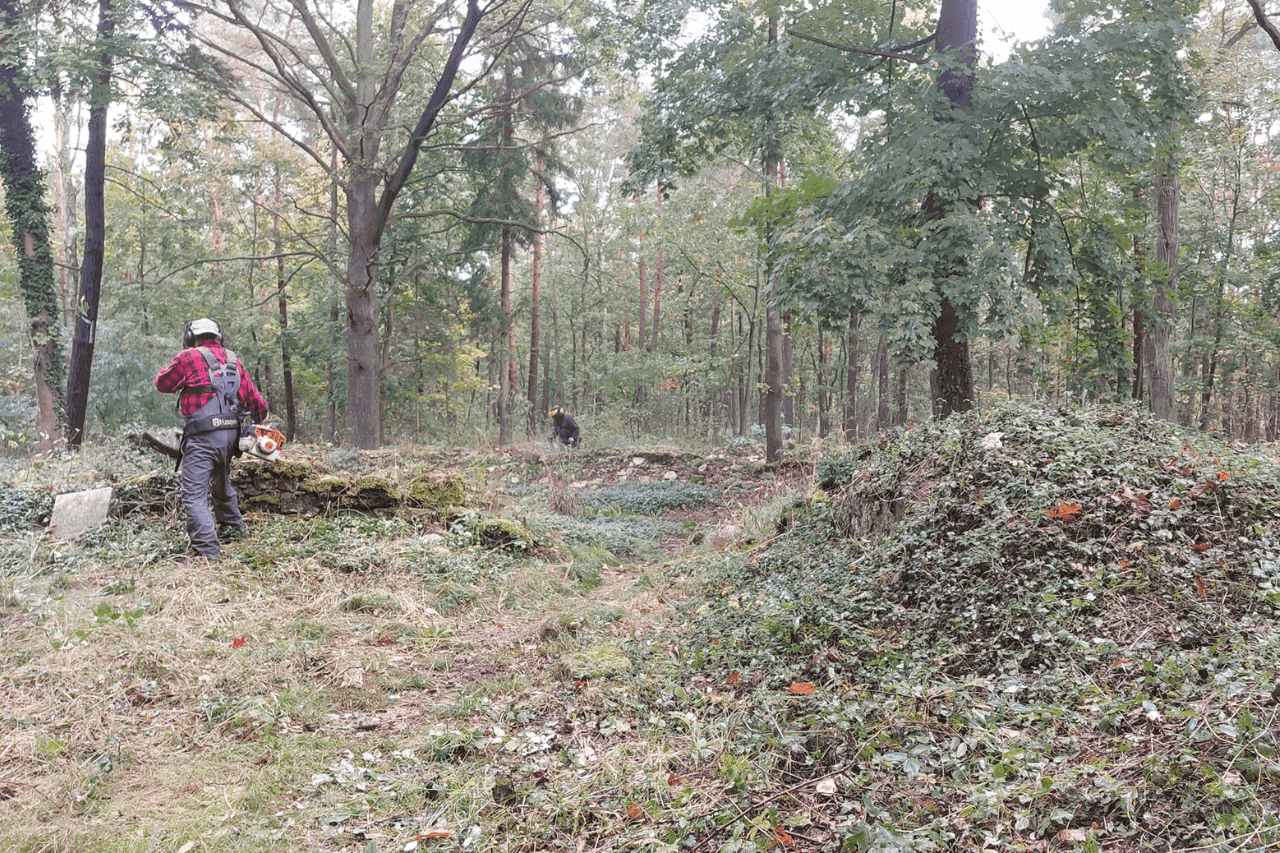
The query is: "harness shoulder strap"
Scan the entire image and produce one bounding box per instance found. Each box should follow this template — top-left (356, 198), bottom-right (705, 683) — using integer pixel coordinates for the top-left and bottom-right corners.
top-left (196, 347), bottom-right (240, 394)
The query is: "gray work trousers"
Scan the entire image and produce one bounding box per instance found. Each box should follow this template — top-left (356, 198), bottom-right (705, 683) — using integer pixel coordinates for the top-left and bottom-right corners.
top-left (180, 427), bottom-right (242, 557)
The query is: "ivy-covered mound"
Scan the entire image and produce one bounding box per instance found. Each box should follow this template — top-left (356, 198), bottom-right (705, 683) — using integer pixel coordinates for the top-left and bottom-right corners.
top-left (674, 403), bottom-right (1280, 851)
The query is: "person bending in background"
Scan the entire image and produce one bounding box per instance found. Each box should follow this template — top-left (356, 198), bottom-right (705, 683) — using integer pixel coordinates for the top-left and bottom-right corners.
top-left (155, 317), bottom-right (269, 560)
top-left (548, 406), bottom-right (580, 447)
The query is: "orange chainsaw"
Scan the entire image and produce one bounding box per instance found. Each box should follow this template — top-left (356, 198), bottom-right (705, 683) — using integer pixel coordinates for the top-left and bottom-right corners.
top-left (239, 424), bottom-right (286, 461)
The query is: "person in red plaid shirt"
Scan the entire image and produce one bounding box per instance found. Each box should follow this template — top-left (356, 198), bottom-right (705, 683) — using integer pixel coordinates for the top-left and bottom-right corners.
top-left (156, 318), bottom-right (269, 559)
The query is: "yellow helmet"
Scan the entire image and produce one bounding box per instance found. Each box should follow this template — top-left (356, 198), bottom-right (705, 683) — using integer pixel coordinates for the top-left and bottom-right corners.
top-left (548, 406), bottom-right (564, 418)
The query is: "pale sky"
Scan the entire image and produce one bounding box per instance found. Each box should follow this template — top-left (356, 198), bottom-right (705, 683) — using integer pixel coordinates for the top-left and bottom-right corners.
top-left (980, 0), bottom-right (1053, 53)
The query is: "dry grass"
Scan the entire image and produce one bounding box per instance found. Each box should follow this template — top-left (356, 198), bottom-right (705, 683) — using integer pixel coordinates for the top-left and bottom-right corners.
top-left (0, 440), bottom-right (812, 852)
top-left (0, 536), bottom-right (672, 850)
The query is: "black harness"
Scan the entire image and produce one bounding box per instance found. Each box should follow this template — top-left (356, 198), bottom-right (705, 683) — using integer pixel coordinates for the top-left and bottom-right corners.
top-left (183, 346), bottom-right (242, 436)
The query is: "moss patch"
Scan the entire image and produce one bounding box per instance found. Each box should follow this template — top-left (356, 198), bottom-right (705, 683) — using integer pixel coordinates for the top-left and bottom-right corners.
top-left (406, 471), bottom-right (466, 509)
top-left (299, 474), bottom-right (346, 494)
top-left (476, 517), bottom-right (535, 552)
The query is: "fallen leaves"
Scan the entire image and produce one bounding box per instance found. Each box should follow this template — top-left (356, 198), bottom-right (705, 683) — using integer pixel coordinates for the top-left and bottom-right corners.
top-left (1188, 476), bottom-right (1225, 497)
top-left (1048, 502), bottom-right (1081, 520)
top-left (788, 682), bottom-right (817, 695)
top-left (404, 830), bottom-right (452, 851)
top-left (768, 828), bottom-right (795, 848)
top-left (814, 776), bottom-right (839, 795)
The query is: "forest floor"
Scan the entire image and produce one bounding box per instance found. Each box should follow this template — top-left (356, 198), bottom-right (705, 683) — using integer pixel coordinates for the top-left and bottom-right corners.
top-left (4, 404), bottom-right (1280, 852)
top-left (0, 436), bottom-right (815, 853)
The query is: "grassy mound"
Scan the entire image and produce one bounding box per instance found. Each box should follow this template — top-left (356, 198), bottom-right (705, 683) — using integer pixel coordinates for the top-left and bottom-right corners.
top-left (671, 403), bottom-right (1280, 850)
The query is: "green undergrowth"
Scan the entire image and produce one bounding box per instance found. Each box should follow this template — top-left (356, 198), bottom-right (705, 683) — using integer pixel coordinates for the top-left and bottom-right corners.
top-left (654, 402), bottom-right (1280, 851)
top-left (577, 480), bottom-right (717, 514)
top-left (11, 413), bottom-right (1280, 852)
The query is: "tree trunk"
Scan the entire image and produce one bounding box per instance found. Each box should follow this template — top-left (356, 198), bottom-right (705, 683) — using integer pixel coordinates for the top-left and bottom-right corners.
top-left (930, 297), bottom-right (973, 418)
top-left (707, 269), bottom-right (724, 433)
top-left (0, 0), bottom-right (62, 449)
top-left (764, 299), bottom-right (784, 461)
top-left (1148, 143), bottom-right (1179, 422)
top-left (895, 365), bottom-right (909, 426)
top-left (52, 86), bottom-right (78, 327)
top-left (1131, 306), bottom-right (1145, 401)
top-left (498, 227), bottom-right (517, 445)
top-left (65, 0), bottom-right (114, 448)
top-left (267, 170), bottom-right (295, 439)
top-left (1130, 189), bottom-right (1146, 402)
top-left (1199, 162), bottom-right (1240, 431)
top-left (651, 190), bottom-right (663, 351)
top-left (817, 327), bottom-right (831, 437)
top-left (637, 227), bottom-right (648, 351)
top-left (875, 333), bottom-right (890, 430)
top-left (925, 0), bottom-right (977, 420)
top-left (346, 166), bottom-right (383, 447)
top-left (842, 310), bottom-right (860, 441)
top-left (324, 147), bottom-right (339, 442)
top-left (527, 152), bottom-right (545, 437)
top-left (761, 15), bottom-right (786, 462)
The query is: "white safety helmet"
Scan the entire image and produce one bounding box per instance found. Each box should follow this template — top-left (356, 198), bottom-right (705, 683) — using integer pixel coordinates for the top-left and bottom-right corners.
top-left (189, 318), bottom-right (221, 340)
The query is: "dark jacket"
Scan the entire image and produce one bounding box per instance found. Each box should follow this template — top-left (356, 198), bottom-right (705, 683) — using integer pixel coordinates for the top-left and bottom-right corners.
top-left (552, 412), bottom-right (580, 445)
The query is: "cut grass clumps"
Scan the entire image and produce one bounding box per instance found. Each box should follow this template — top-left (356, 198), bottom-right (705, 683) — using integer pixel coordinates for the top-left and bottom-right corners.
top-left (577, 480), bottom-right (716, 515)
top-left (553, 643), bottom-right (632, 681)
top-left (338, 593), bottom-right (398, 614)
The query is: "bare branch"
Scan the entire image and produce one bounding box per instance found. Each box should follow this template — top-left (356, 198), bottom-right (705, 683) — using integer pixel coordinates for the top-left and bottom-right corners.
top-left (789, 29), bottom-right (930, 65)
top-left (285, 0), bottom-right (356, 102)
top-left (1245, 0), bottom-right (1280, 51)
top-left (375, 0), bottom-right (489, 235)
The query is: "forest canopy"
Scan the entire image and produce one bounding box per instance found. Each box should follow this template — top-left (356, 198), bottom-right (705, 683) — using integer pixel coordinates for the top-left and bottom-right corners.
top-left (0, 0), bottom-right (1277, 454)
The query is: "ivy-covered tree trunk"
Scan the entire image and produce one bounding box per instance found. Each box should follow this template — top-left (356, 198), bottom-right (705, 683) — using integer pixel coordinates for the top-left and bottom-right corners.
top-left (65, 0), bottom-right (114, 448)
top-left (0, 0), bottom-right (62, 449)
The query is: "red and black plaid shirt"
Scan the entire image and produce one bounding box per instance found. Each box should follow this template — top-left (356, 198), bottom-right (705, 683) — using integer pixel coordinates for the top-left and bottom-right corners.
top-left (155, 341), bottom-right (269, 420)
